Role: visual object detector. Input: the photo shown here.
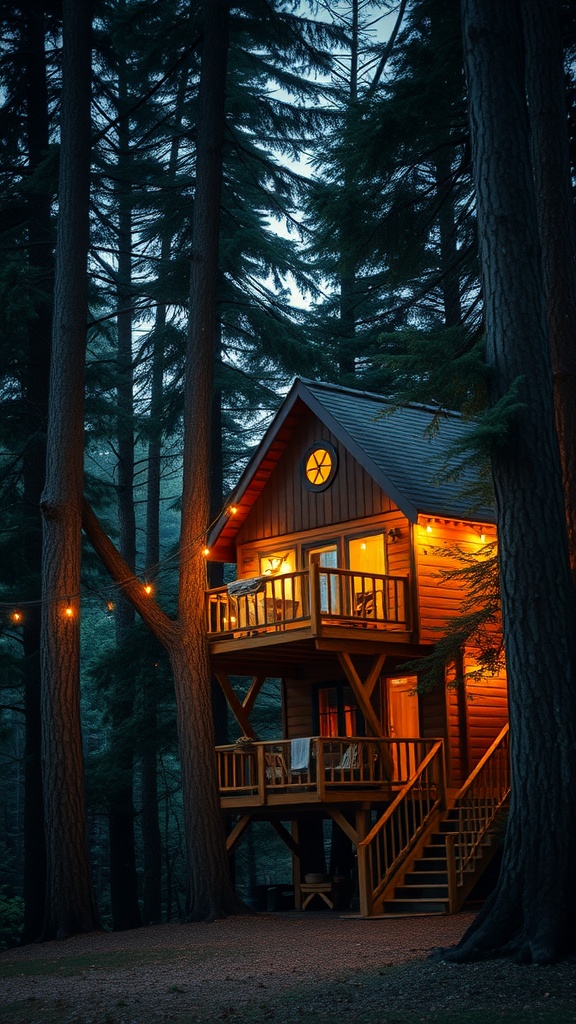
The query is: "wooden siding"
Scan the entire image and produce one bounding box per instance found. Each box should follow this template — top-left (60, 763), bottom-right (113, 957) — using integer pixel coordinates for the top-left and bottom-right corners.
top-left (237, 408), bottom-right (394, 545)
top-left (419, 685), bottom-right (448, 748)
top-left (284, 680), bottom-right (314, 738)
top-left (445, 685), bottom-right (468, 787)
top-left (464, 647), bottom-right (508, 769)
top-left (415, 519), bottom-right (496, 644)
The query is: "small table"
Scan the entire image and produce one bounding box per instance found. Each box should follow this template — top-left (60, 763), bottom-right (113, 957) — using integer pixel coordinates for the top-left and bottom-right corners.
top-left (300, 880), bottom-right (340, 910)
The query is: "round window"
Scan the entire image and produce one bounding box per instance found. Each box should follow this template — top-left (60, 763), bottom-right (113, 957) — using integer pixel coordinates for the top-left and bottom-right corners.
top-left (303, 442), bottom-right (338, 491)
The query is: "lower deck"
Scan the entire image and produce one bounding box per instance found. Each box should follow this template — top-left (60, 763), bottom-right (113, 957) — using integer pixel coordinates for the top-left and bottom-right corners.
top-left (220, 729), bottom-right (510, 917)
top-left (217, 736), bottom-right (439, 812)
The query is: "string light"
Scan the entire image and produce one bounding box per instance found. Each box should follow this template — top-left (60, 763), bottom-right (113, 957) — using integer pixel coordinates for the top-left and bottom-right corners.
top-left (0, 491), bottom-right (240, 616)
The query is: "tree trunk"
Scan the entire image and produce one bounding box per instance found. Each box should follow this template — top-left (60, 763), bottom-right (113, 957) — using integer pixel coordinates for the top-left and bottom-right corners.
top-left (175, 0), bottom-right (240, 920)
top-left (81, 0), bottom-right (242, 921)
top-left (523, 0), bottom-right (576, 583)
top-left (141, 66), bottom-right (189, 925)
top-left (20, 0), bottom-right (52, 945)
top-left (40, 0), bottom-right (99, 939)
top-left (446, 0), bottom-right (576, 963)
top-left (107, 49), bottom-right (141, 933)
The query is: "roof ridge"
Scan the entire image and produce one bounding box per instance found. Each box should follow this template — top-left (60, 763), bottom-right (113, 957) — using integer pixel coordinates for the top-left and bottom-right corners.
top-left (297, 376), bottom-right (464, 420)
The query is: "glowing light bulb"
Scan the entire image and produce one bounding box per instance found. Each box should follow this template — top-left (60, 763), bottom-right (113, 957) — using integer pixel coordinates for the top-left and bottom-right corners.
top-left (144, 583), bottom-right (153, 596)
top-left (230, 505), bottom-right (238, 515)
top-left (202, 547), bottom-right (210, 557)
top-left (11, 611), bottom-right (22, 624)
top-left (65, 604), bottom-right (73, 618)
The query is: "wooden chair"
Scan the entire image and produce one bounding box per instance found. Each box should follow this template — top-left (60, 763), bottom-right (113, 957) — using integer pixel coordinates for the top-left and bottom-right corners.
top-left (265, 751), bottom-right (288, 784)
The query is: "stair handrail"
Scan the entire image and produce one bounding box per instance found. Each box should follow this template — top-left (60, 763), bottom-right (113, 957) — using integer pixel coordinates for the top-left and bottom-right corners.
top-left (447, 723), bottom-right (510, 907)
top-left (357, 739), bottom-right (445, 916)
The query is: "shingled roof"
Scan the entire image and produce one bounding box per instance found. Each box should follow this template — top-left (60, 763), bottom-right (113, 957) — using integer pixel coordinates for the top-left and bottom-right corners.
top-left (207, 378), bottom-right (494, 556)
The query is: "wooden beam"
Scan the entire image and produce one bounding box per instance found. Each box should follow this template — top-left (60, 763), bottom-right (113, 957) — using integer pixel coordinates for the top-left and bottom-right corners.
top-left (213, 669), bottom-right (256, 738)
top-left (309, 560), bottom-right (321, 635)
top-left (269, 819), bottom-right (302, 858)
top-left (243, 674), bottom-right (266, 717)
top-left (365, 654), bottom-right (386, 700)
top-left (329, 809), bottom-right (360, 845)
top-left (337, 652), bottom-right (383, 737)
top-left (225, 814), bottom-right (252, 853)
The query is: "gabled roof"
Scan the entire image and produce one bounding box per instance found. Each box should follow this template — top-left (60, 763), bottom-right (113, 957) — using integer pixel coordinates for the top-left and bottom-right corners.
top-left (208, 378), bottom-right (494, 558)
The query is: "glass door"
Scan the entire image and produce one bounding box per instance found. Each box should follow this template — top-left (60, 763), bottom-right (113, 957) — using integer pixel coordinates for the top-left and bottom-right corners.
top-left (308, 544), bottom-right (338, 613)
top-left (348, 533), bottom-right (386, 619)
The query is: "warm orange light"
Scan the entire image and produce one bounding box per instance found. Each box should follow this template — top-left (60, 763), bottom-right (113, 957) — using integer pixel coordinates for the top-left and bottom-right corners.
top-left (65, 604), bottom-right (73, 618)
top-left (230, 505), bottom-right (238, 515)
top-left (144, 583), bottom-right (153, 596)
top-left (107, 600), bottom-right (115, 612)
top-left (11, 610), bottom-right (22, 624)
top-left (480, 534), bottom-right (486, 543)
top-left (426, 524), bottom-right (433, 534)
top-left (202, 547), bottom-right (210, 557)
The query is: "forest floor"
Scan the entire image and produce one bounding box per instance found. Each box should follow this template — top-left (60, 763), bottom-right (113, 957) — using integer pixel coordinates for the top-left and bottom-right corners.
top-left (1, 910), bottom-right (576, 1024)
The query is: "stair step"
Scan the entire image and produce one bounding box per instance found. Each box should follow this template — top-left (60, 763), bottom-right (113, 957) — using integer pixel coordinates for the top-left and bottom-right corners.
top-left (395, 884), bottom-right (449, 899)
top-left (438, 820), bottom-right (460, 834)
top-left (420, 846), bottom-right (449, 861)
top-left (382, 898), bottom-right (448, 915)
top-left (405, 870), bottom-right (448, 885)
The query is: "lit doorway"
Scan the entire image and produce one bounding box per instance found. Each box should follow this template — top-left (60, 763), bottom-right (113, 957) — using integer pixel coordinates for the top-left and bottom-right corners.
top-left (386, 675), bottom-right (419, 780)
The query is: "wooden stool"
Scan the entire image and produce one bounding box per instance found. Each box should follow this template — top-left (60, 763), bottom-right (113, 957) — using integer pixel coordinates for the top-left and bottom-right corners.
top-left (301, 880), bottom-right (340, 910)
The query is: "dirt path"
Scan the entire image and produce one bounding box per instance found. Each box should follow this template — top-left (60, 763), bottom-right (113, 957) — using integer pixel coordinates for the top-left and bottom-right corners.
top-left (2, 911), bottom-right (575, 1024)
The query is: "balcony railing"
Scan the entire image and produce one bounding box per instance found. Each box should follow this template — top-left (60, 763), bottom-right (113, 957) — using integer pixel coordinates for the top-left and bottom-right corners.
top-left (206, 564), bottom-right (410, 638)
top-left (216, 736), bottom-right (438, 805)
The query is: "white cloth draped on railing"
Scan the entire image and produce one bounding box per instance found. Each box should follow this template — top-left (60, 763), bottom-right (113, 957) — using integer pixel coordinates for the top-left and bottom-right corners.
top-left (291, 737), bottom-right (311, 772)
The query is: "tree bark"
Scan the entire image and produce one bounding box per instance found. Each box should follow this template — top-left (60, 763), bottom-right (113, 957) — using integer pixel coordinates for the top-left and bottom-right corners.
top-left (175, 0), bottom-right (240, 920)
top-left (107, 43), bottom-right (141, 933)
top-left (40, 0), bottom-right (99, 939)
top-left (20, 0), bottom-right (52, 945)
top-left (445, 0), bottom-right (576, 963)
top-left (523, 0), bottom-right (576, 583)
top-left (82, 0), bottom-right (243, 922)
top-left (141, 66), bottom-right (188, 925)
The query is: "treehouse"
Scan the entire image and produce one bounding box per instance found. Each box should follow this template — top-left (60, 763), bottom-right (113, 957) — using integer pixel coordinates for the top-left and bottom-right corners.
top-left (205, 378), bottom-right (510, 916)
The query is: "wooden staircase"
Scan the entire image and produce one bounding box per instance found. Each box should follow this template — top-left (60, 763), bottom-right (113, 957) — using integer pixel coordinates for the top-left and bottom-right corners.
top-left (358, 725), bottom-right (510, 917)
top-left (380, 804), bottom-right (503, 915)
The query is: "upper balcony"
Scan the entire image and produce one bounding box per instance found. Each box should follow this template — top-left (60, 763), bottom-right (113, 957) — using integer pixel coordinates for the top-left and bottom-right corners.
top-left (206, 562), bottom-right (412, 654)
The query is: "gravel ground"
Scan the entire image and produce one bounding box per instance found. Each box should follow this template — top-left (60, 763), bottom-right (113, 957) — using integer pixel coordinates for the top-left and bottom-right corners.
top-left (2, 911), bottom-right (576, 1024)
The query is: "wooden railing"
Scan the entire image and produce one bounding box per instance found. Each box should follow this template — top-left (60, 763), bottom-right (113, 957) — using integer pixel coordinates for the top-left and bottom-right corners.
top-left (317, 566), bottom-right (408, 626)
top-left (356, 739), bottom-right (446, 916)
top-left (206, 565), bottom-right (410, 637)
top-left (216, 736), bottom-right (434, 802)
top-left (446, 724), bottom-right (510, 911)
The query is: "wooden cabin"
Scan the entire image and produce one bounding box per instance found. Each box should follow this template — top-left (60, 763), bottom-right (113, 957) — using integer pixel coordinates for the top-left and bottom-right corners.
top-left (206, 378), bottom-right (510, 916)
